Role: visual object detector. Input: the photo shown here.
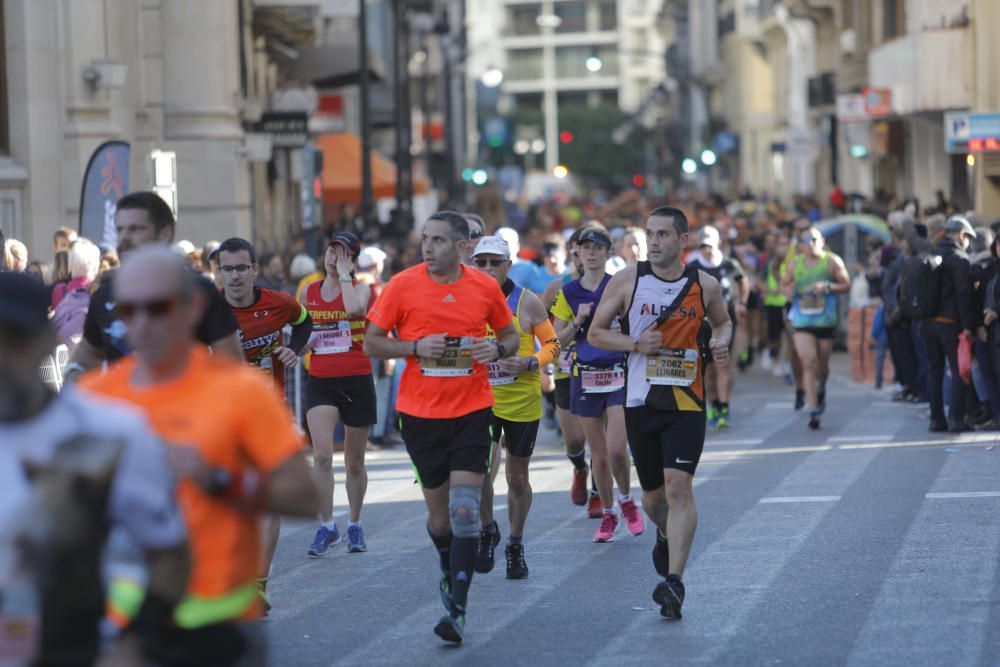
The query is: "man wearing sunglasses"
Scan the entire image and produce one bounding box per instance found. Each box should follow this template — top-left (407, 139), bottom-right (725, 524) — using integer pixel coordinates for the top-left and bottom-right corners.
top-left (364, 211), bottom-right (519, 644)
top-left (463, 213), bottom-right (486, 265)
top-left (64, 191), bottom-right (242, 383)
top-left (82, 245), bottom-right (319, 665)
top-left (217, 236), bottom-right (313, 611)
top-left (781, 226), bottom-right (851, 430)
top-left (0, 271), bottom-right (190, 667)
top-left (469, 236), bottom-right (560, 580)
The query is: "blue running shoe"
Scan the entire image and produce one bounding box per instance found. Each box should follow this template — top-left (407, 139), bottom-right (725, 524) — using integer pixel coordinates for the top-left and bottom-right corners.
top-left (706, 405), bottom-right (719, 430)
top-left (346, 524), bottom-right (368, 553)
top-left (307, 525), bottom-right (340, 557)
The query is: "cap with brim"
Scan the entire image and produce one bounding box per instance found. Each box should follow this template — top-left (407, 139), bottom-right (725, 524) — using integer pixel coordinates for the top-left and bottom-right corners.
top-left (0, 272), bottom-right (52, 334)
top-left (358, 246), bottom-right (387, 269)
top-left (945, 215), bottom-right (977, 239)
top-left (577, 228), bottom-right (612, 247)
top-left (330, 232), bottom-right (362, 257)
top-left (471, 236), bottom-right (511, 259)
top-left (697, 226), bottom-right (720, 247)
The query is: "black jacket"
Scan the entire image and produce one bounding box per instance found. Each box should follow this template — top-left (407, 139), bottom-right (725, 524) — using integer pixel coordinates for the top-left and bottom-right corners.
top-left (933, 237), bottom-right (977, 331)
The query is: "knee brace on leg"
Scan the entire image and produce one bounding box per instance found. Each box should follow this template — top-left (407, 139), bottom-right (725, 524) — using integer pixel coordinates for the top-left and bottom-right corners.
top-left (449, 485), bottom-right (481, 538)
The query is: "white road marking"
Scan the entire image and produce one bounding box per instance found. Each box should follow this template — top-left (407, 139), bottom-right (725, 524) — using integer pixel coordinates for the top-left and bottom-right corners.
top-left (759, 495), bottom-right (841, 504)
top-left (925, 491), bottom-right (1000, 499)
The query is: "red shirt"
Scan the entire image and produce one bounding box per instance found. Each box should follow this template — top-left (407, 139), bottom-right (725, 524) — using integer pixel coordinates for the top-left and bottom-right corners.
top-left (232, 288), bottom-right (307, 389)
top-left (367, 263), bottom-right (512, 419)
top-left (305, 280), bottom-right (374, 378)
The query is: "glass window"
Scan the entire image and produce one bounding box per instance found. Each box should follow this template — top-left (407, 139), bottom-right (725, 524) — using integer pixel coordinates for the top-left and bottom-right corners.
top-left (507, 4), bottom-right (541, 36)
top-left (555, 46), bottom-right (591, 78)
top-left (508, 49), bottom-right (544, 81)
top-left (513, 93), bottom-right (543, 111)
top-left (555, 2), bottom-right (586, 33)
top-left (599, 2), bottom-right (617, 30)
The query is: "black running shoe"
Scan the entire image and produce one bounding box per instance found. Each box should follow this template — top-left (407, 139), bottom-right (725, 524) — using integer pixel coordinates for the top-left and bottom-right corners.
top-left (474, 521), bottom-right (500, 574)
top-left (808, 410), bottom-right (821, 430)
top-left (652, 534), bottom-right (670, 577)
top-left (794, 390), bottom-right (805, 411)
top-left (505, 543), bottom-right (529, 579)
top-left (434, 612), bottom-right (465, 644)
top-left (653, 574), bottom-right (685, 620)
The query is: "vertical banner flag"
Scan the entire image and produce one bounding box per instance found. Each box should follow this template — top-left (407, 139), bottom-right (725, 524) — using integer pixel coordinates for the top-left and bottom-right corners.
top-left (79, 141), bottom-right (130, 247)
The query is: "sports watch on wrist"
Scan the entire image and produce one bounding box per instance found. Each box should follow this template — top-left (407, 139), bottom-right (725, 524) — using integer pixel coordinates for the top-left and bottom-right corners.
top-left (339, 273), bottom-right (352, 283)
top-left (527, 357), bottom-right (539, 372)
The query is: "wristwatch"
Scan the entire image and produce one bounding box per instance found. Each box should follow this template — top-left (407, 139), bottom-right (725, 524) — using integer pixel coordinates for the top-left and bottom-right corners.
top-left (339, 273), bottom-right (352, 283)
top-left (527, 357), bottom-right (539, 372)
top-left (496, 341), bottom-right (507, 359)
top-left (206, 467), bottom-right (231, 496)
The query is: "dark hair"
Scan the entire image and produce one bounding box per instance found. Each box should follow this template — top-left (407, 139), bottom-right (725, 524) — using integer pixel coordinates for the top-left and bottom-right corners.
top-left (217, 237), bottom-right (257, 264)
top-left (258, 252), bottom-right (276, 269)
top-left (464, 212), bottom-right (485, 230)
top-left (116, 192), bottom-right (175, 235)
top-left (647, 206), bottom-right (689, 235)
top-left (428, 210), bottom-right (471, 242)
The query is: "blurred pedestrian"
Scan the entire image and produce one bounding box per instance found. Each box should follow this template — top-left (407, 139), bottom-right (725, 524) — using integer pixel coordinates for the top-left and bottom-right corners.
top-left (0, 271), bottom-right (190, 667)
top-left (4, 238), bottom-right (27, 272)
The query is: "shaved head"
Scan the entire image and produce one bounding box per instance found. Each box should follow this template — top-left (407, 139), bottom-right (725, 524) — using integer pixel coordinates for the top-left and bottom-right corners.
top-left (115, 245), bottom-right (196, 304)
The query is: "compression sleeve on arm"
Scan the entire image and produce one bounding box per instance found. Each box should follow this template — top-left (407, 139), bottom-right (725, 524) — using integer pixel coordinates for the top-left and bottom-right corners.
top-left (288, 312), bottom-right (313, 354)
top-left (532, 319), bottom-right (561, 366)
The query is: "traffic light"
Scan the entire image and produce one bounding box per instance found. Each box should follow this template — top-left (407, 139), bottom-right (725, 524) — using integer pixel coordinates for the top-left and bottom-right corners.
top-left (559, 131), bottom-right (574, 144)
top-left (632, 174), bottom-right (646, 187)
top-left (472, 169), bottom-right (488, 186)
top-left (700, 149), bottom-right (717, 166)
top-left (849, 144), bottom-right (868, 158)
top-left (681, 158), bottom-right (698, 174)
top-left (461, 168), bottom-right (475, 182)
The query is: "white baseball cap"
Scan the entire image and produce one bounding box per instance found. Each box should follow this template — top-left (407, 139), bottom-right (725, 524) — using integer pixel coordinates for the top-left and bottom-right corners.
top-left (358, 246), bottom-right (387, 269)
top-left (471, 235), bottom-right (511, 259)
top-left (697, 226), bottom-right (720, 248)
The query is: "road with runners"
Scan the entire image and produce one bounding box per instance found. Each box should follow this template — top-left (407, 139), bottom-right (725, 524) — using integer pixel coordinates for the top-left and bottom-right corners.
top-left (263, 359), bottom-right (1000, 666)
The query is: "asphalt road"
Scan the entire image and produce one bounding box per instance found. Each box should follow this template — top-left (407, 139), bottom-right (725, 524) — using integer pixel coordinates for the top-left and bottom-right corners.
top-left (263, 357), bottom-right (1000, 666)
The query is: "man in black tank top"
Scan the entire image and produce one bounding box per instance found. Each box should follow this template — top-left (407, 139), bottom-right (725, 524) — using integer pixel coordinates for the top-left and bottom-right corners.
top-left (589, 207), bottom-right (732, 621)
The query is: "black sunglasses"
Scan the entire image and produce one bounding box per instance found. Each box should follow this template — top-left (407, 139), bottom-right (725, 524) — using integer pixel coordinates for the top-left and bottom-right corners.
top-left (470, 230), bottom-right (484, 240)
top-left (116, 297), bottom-right (179, 319)
top-left (473, 258), bottom-right (506, 268)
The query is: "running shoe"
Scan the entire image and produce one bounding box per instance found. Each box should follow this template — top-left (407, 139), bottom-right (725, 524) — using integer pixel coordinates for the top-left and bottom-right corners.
top-left (474, 521), bottom-right (501, 573)
top-left (257, 578), bottom-right (271, 615)
top-left (652, 532), bottom-right (670, 577)
top-left (653, 574), bottom-right (685, 620)
top-left (587, 493), bottom-right (603, 519)
top-left (707, 405), bottom-right (719, 430)
top-left (619, 497), bottom-right (645, 536)
top-left (346, 524), bottom-right (368, 553)
top-left (808, 410), bottom-right (821, 430)
top-left (307, 525), bottom-right (340, 557)
top-left (794, 390), bottom-right (805, 411)
top-left (716, 406), bottom-right (730, 430)
top-left (593, 511), bottom-right (619, 543)
top-left (434, 611), bottom-right (466, 644)
top-left (505, 543), bottom-right (529, 579)
top-left (760, 352), bottom-right (773, 372)
top-left (570, 464), bottom-right (589, 506)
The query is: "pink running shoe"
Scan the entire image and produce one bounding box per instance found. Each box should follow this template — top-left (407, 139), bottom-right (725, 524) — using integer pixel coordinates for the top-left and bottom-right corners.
top-left (593, 511), bottom-right (619, 543)
top-left (619, 497), bottom-right (645, 536)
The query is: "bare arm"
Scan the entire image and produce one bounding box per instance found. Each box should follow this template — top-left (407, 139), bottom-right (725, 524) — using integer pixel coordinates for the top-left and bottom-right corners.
top-left (340, 280), bottom-right (371, 319)
top-left (588, 269), bottom-right (636, 353)
top-left (63, 338), bottom-right (106, 382)
top-left (209, 331), bottom-right (244, 361)
top-left (266, 453), bottom-right (320, 517)
top-left (365, 321), bottom-right (424, 359)
top-left (541, 277), bottom-right (563, 312)
top-left (827, 254), bottom-right (852, 294)
top-left (702, 272), bottom-right (733, 363)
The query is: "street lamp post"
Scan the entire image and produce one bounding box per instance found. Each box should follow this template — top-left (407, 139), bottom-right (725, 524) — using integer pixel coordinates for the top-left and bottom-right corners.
top-left (359, 0), bottom-right (374, 230)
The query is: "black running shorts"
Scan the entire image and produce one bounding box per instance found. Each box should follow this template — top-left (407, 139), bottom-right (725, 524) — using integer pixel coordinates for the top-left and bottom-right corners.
top-left (554, 377), bottom-right (572, 411)
top-left (305, 374), bottom-right (377, 427)
top-left (625, 406), bottom-right (706, 489)
top-left (765, 305), bottom-right (786, 344)
top-left (793, 326), bottom-right (836, 340)
top-left (490, 415), bottom-right (539, 458)
top-left (400, 407), bottom-right (493, 489)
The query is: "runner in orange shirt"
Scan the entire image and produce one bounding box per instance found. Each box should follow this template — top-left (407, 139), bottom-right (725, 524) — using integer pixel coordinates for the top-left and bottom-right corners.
top-left (82, 246), bottom-right (319, 666)
top-left (217, 236), bottom-right (313, 612)
top-left (364, 211), bottom-right (519, 644)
